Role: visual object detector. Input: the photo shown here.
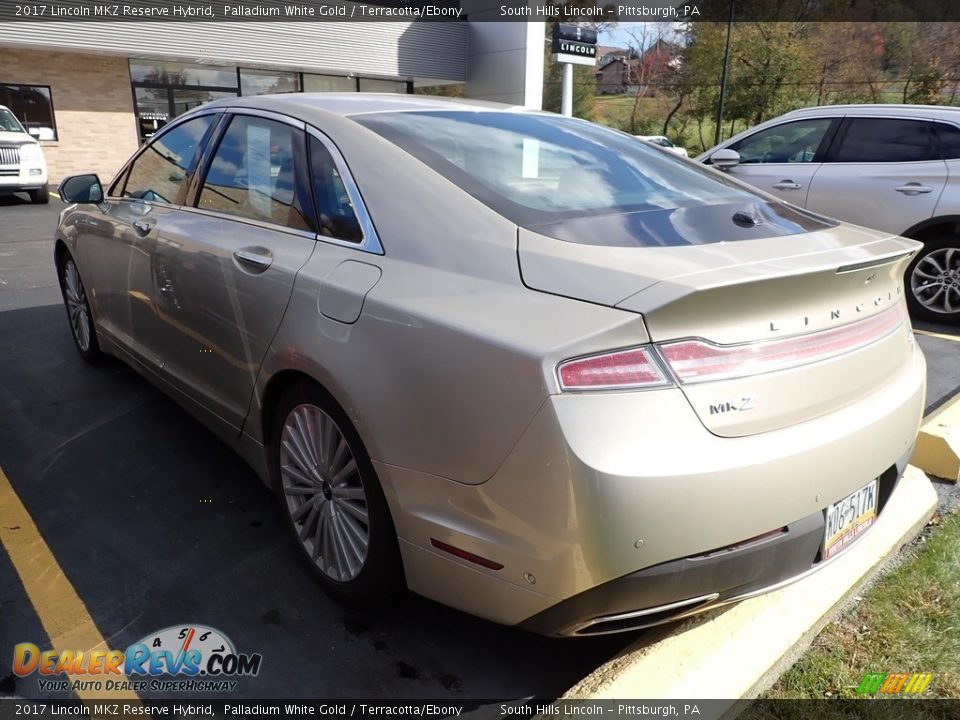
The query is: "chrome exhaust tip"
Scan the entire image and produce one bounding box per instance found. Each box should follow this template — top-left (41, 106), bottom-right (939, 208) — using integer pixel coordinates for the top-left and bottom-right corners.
top-left (566, 592), bottom-right (721, 636)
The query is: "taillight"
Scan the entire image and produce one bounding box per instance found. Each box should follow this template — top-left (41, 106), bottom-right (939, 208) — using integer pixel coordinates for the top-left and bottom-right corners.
top-left (558, 346), bottom-right (670, 391)
top-left (658, 303), bottom-right (907, 385)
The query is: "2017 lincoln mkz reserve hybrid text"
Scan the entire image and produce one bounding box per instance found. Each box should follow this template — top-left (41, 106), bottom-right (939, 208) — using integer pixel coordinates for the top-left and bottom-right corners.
top-left (53, 94), bottom-right (926, 636)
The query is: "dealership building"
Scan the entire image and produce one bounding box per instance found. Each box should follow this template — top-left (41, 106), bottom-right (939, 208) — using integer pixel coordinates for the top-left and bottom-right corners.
top-left (0, 11), bottom-right (544, 182)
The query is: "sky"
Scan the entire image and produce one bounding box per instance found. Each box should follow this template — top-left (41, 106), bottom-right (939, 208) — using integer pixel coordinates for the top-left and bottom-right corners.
top-left (600, 23), bottom-right (644, 47)
top-left (600, 22), bottom-right (685, 49)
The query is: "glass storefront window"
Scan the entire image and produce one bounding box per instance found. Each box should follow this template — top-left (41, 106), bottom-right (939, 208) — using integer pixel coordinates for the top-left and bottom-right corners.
top-left (134, 87), bottom-right (237, 142)
top-left (134, 87), bottom-right (170, 141)
top-left (358, 78), bottom-right (409, 94)
top-left (172, 89), bottom-right (238, 116)
top-left (240, 68), bottom-right (301, 96)
top-left (303, 74), bottom-right (356, 93)
top-left (0, 84), bottom-right (57, 140)
top-left (130, 60), bottom-right (238, 89)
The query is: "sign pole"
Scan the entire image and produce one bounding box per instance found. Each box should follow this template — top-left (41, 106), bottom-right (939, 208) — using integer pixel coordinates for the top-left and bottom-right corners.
top-left (551, 23), bottom-right (597, 118)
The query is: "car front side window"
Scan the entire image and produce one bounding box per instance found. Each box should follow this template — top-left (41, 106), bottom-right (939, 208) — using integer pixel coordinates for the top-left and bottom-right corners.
top-left (122, 114), bottom-right (215, 204)
top-left (731, 118), bottom-right (834, 164)
top-left (197, 114), bottom-right (311, 231)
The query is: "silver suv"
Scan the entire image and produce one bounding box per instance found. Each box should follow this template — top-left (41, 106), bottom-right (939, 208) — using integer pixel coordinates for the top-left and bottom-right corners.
top-left (699, 105), bottom-right (960, 324)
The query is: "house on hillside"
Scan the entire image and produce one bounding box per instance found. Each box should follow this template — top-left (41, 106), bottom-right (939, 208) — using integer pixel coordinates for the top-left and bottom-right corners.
top-left (595, 39), bottom-right (682, 96)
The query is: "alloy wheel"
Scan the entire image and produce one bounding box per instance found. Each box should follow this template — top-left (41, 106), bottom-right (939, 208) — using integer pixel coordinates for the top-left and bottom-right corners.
top-left (279, 403), bottom-right (370, 582)
top-left (910, 246), bottom-right (960, 315)
top-left (63, 259), bottom-right (92, 352)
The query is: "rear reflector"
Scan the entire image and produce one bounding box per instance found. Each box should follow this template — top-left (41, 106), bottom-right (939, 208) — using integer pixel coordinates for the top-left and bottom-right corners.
top-left (558, 347), bottom-right (670, 391)
top-left (658, 303), bottom-right (907, 385)
top-left (430, 538), bottom-right (504, 570)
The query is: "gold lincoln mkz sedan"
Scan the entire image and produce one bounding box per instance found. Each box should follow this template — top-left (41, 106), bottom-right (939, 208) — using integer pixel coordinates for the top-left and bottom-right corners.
top-left (54, 94), bottom-right (926, 636)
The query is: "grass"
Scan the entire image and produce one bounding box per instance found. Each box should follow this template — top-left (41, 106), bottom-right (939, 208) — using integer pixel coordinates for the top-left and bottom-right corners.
top-left (591, 94), bottom-right (751, 155)
top-left (749, 507), bottom-right (960, 708)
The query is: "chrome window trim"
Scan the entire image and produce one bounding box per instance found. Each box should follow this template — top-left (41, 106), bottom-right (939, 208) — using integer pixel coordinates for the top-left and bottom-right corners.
top-left (175, 204), bottom-right (318, 242)
top-left (305, 125), bottom-right (384, 256)
top-left (224, 106), bottom-right (306, 130)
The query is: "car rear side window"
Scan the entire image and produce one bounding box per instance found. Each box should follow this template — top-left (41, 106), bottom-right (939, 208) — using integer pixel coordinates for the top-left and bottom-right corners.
top-left (832, 118), bottom-right (936, 163)
top-left (936, 122), bottom-right (960, 159)
top-left (123, 114), bottom-right (215, 204)
top-left (729, 118), bottom-right (833, 164)
top-left (198, 114), bottom-right (312, 231)
top-left (309, 136), bottom-right (363, 242)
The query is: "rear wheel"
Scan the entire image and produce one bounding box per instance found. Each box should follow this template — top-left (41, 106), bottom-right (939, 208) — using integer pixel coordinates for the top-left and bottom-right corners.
top-left (60, 253), bottom-right (104, 362)
top-left (906, 237), bottom-right (960, 324)
top-left (271, 382), bottom-right (402, 603)
top-left (29, 185), bottom-right (49, 204)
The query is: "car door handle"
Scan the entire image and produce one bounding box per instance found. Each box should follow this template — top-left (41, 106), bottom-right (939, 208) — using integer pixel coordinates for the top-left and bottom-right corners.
top-left (233, 247), bottom-right (273, 272)
top-left (895, 183), bottom-right (934, 195)
top-left (772, 180), bottom-right (802, 190)
top-left (132, 219), bottom-right (155, 236)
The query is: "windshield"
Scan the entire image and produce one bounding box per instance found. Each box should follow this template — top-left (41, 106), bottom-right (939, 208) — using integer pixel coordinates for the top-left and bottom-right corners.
top-left (0, 108), bottom-right (26, 133)
top-left (355, 110), bottom-right (767, 226)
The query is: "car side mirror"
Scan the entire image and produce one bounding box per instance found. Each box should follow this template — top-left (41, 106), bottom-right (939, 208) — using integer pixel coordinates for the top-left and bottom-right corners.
top-left (58, 174), bottom-right (104, 204)
top-left (709, 149), bottom-right (741, 170)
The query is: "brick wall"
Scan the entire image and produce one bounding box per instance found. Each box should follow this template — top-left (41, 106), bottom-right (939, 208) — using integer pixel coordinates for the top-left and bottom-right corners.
top-left (0, 47), bottom-right (139, 183)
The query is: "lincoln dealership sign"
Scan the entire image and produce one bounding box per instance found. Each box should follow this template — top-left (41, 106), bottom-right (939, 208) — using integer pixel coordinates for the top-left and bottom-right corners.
top-left (551, 23), bottom-right (598, 66)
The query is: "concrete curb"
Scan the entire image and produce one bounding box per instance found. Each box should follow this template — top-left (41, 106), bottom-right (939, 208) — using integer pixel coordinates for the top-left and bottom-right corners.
top-left (911, 393), bottom-right (960, 482)
top-left (561, 466), bottom-right (938, 715)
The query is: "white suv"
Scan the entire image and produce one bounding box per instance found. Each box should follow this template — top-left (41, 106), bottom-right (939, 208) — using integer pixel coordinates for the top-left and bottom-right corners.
top-left (0, 104), bottom-right (49, 204)
top-left (699, 105), bottom-right (960, 324)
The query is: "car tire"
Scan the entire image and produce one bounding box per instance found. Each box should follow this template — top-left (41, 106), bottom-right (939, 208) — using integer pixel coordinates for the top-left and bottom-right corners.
top-left (29, 185), bottom-right (50, 204)
top-left (271, 381), bottom-right (403, 603)
top-left (59, 252), bottom-right (105, 363)
top-left (905, 236), bottom-right (960, 325)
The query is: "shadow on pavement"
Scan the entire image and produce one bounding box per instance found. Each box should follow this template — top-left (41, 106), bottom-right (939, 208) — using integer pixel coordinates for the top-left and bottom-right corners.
top-left (0, 304), bottom-right (633, 701)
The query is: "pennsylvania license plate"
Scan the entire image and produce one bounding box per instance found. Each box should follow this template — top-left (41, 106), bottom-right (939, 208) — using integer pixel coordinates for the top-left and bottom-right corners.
top-left (823, 479), bottom-right (878, 560)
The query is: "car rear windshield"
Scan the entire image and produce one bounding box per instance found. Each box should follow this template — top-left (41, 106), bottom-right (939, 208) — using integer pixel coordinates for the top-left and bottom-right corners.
top-left (0, 108), bottom-right (26, 133)
top-left (354, 110), bottom-right (768, 228)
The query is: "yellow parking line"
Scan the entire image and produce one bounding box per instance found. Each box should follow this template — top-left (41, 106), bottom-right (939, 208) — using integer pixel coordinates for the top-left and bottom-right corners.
top-left (0, 467), bottom-right (140, 701)
top-left (914, 328), bottom-right (960, 343)
top-left (49, 190), bottom-right (60, 199)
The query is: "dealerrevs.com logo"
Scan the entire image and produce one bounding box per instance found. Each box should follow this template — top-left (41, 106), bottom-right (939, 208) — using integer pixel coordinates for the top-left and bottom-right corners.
top-left (13, 624), bottom-right (262, 693)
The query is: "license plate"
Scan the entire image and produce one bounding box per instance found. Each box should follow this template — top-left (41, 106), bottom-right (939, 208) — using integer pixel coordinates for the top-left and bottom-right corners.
top-left (823, 479), bottom-right (878, 560)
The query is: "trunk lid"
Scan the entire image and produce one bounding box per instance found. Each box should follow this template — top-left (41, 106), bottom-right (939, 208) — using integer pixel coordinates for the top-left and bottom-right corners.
top-left (518, 217), bottom-right (921, 437)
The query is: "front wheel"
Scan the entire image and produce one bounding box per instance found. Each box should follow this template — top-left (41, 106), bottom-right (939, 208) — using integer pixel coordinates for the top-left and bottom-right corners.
top-left (60, 253), bottom-right (104, 362)
top-left (906, 237), bottom-right (960, 324)
top-left (271, 382), bottom-right (403, 603)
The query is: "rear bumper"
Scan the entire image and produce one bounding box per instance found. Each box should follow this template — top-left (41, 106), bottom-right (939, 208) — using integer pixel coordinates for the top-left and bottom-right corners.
top-left (520, 447), bottom-right (911, 636)
top-left (378, 334), bottom-right (926, 633)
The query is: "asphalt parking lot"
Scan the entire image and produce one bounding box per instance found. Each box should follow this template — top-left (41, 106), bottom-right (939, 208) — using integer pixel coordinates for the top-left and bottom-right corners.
top-left (0, 195), bottom-right (629, 701)
top-left (1, 194), bottom-right (958, 702)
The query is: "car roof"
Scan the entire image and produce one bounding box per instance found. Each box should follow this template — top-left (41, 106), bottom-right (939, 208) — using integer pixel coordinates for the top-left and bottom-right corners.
top-left (779, 103), bottom-right (960, 119)
top-left (200, 92), bottom-right (536, 119)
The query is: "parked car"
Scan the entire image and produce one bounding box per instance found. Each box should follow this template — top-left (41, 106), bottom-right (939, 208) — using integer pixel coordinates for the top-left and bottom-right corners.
top-left (636, 134), bottom-right (689, 157)
top-left (54, 94), bottom-right (925, 636)
top-left (0, 104), bottom-right (49, 204)
top-left (698, 104), bottom-right (960, 324)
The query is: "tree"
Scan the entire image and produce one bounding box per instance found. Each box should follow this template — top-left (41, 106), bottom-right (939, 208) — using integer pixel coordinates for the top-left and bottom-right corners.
top-left (619, 23), bottom-right (680, 134)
